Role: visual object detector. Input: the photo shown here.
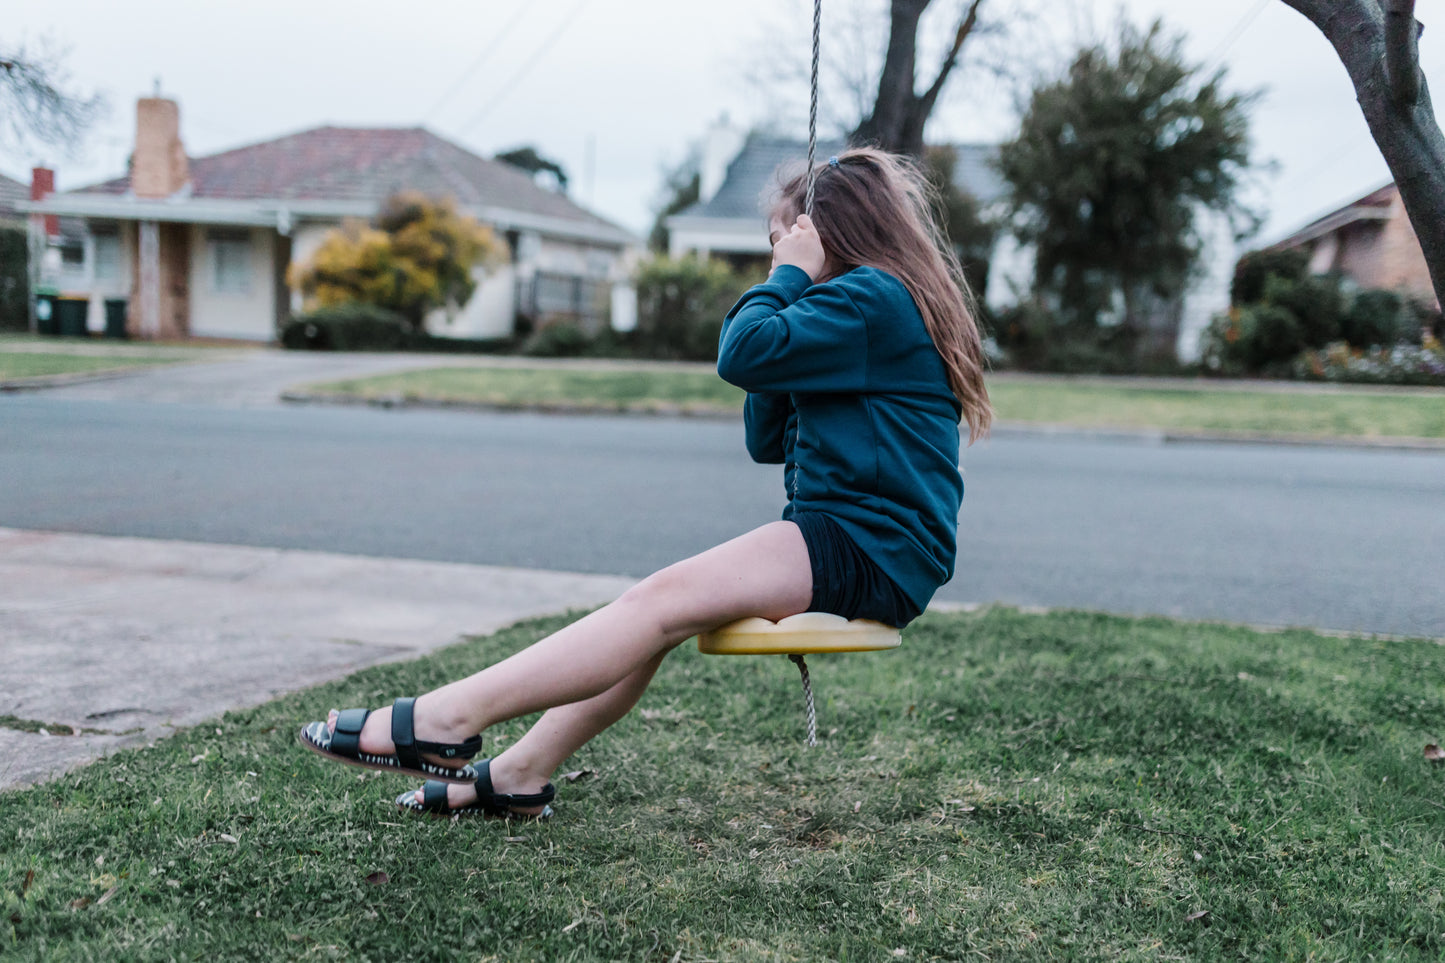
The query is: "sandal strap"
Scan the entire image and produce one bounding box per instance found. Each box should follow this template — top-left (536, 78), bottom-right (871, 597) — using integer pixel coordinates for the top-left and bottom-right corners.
top-left (391, 697), bottom-right (484, 771)
top-left (330, 707), bottom-right (370, 756)
top-left (390, 697), bottom-right (420, 771)
top-left (473, 759), bottom-right (557, 816)
top-left (419, 781), bottom-right (451, 813)
top-left (488, 784), bottom-right (556, 808)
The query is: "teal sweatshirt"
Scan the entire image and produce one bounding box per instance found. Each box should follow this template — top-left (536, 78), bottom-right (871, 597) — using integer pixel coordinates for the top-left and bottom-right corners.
top-left (716, 264), bottom-right (964, 615)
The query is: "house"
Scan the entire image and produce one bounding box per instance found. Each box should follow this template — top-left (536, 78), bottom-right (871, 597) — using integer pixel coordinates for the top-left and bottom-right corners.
top-left (1266, 181), bottom-right (1438, 310)
top-left (24, 97), bottom-right (639, 340)
top-left (666, 119), bottom-right (1009, 282)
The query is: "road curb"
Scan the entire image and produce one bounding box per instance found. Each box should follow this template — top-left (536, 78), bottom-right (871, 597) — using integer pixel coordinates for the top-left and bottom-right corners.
top-left (281, 391), bottom-right (1445, 452)
top-left (278, 390), bottom-right (742, 420)
top-left (989, 421), bottom-right (1445, 452)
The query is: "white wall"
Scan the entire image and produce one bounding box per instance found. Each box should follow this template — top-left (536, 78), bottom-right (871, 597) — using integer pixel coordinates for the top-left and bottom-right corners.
top-left (188, 225), bottom-right (276, 341)
top-left (425, 264), bottom-right (515, 340)
top-left (1177, 210), bottom-right (1240, 363)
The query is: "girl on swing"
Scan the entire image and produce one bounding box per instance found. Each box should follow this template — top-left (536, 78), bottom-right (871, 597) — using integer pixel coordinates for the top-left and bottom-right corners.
top-left (300, 147), bottom-right (992, 819)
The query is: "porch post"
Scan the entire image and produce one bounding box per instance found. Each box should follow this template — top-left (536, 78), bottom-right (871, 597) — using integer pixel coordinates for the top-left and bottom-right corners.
top-left (25, 216), bottom-right (45, 335)
top-left (138, 219), bottom-right (160, 337)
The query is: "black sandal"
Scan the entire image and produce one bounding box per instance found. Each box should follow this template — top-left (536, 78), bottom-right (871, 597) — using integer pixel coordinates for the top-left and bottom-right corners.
top-left (396, 759), bottom-right (555, 820)
top-left (298, 696), bottom-right (482, 784)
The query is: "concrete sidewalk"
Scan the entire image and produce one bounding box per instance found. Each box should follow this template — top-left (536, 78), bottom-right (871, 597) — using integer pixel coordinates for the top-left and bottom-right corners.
top-left (0, 528), bottom-right (635, 791)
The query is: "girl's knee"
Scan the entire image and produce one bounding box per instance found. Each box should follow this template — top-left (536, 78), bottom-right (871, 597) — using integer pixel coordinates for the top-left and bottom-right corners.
top-left (613, 565), bottom-right (707, 641)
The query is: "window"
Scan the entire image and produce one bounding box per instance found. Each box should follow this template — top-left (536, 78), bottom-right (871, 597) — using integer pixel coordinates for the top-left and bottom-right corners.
top-left (209, 229), bottom-right (252, 294)
top-left (93, 231), bottom-right (121, 281)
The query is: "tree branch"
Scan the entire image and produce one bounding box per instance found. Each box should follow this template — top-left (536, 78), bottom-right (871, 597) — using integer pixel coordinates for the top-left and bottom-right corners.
top-left (1385, 0), bottom-right (1421, 105)
top-left (918, 0), bottom-right (986, 116)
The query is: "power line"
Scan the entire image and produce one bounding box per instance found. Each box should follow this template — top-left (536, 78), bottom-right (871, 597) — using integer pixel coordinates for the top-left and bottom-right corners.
top-left (454, 0), bottom-right (592, 138)
top-left (423, 3), bottom-right (532, 123)
top-left (1201, 0), bottom-right (1271, 74)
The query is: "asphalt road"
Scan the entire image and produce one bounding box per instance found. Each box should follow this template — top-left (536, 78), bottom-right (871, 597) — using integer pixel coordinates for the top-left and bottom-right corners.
top-left (3, 394), bottom-right (1442, 638)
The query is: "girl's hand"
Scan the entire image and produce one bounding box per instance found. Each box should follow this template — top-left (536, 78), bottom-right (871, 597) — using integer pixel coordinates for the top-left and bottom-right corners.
top-left (770, 213), bottom-right (827, 282)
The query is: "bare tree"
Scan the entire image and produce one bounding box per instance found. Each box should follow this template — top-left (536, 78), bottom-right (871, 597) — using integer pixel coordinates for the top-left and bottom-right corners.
top-left (742, 0), bottom-right (1028, 154)
top-left (0, 38), bottom-right (106, 155)
top-left (851, 0), bottom-right (987, 156)
top-left (1278, 0), bottom-right (1445, 309)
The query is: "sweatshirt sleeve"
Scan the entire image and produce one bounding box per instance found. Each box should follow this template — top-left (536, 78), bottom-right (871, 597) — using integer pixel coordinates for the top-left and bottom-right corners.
top-left (716, 265), bottom-right (869, 394)
top-left (743, 391), bottom-right (792, 464)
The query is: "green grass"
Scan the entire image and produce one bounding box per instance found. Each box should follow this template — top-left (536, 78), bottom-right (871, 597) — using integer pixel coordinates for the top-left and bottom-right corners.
top-left (0, 353), bottom-right (182, 381)
top-left (299, 366), bottom-right (1445, 440)
top-left (4, 607), bottom-right (1443, 961)
top-left (986, 380), bottom-right (1445, 441)
top-left (304, 366), bottom-right (747, 414)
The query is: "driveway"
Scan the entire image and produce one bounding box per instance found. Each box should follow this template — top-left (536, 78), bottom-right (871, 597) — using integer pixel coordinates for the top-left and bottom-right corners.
top-left (0, 527), bottom-right (634, 791)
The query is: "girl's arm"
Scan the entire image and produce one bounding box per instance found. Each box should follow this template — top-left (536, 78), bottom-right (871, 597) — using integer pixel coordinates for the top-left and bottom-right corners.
top-left (716, 265), bottom-right (869, 394)
top-left (743, 391), bottom-right (793, 464)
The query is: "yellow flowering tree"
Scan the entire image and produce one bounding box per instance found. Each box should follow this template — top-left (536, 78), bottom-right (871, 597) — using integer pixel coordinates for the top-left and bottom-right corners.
top-left (289, 193), bottom-right (504, 324)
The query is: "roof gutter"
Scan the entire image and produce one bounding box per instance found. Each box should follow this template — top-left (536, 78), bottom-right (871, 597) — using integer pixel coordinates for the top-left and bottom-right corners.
top-left (21, 194), bottom-right (638, 247)
top-left (1269, 205), bottom-right (1392, 250)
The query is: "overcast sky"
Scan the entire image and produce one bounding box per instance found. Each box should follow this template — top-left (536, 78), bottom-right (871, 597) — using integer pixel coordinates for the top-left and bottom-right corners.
top-left (5, 0), bottom-right (1443, 245)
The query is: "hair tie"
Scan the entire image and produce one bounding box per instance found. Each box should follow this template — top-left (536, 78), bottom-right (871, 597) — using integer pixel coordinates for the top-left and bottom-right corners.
top-left (828, 156), bottom-right (839, 168)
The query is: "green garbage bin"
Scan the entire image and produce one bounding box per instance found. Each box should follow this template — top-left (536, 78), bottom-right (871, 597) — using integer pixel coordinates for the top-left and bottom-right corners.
top-left (35, 292), bottom-right (59, 335)
top-left (104, 298), bottom-right (129, 339)
top-left (56, 297), bottom-right (88, 337)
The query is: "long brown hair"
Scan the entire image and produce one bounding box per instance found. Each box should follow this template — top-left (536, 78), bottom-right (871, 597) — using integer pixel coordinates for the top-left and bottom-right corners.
top-left (770, 147), bottom-right (992, 442)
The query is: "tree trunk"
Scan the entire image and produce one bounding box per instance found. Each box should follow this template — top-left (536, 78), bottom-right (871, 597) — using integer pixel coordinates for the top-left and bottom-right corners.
top-left (850, 0), bottom-right (984, 157)
top-left (853, 0), bottom-right (929, 154)
top-left (1280, 0), bottom-right (1445, 309)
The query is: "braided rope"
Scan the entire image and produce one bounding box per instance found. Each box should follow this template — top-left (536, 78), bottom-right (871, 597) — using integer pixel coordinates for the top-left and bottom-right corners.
top-left (789, 654), bottom-right (818, 748)
top-left (792, 0), bottom-right (824, 750)
top-left (804, 0), bottom-right (822, 215)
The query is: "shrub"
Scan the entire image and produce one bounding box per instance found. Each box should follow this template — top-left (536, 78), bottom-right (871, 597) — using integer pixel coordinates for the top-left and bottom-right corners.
top-left (287, 193), bottom-right (504, 324)
top-left (1340, 288), bottom-right (1405, 349)
top-left (279, 303), bottom-right (414, 351)
top-left (1199, 303), bottom-right (1305, 375)
top-left (633, 255), bottom-right (760, 361)
top-left (1231, 247), bottom-right (1309, 306)
top-left (989, 300), bottom-right (1191, 374)
top-left (280, 303), bottom-right (520, 354)
top-left (0, 226), bottom-right (28, 331)
top-left (1403, 297), bottom-right (1443, 343)
top-left (1262, 273), bottom-right (1343, 347)
top-left (1239, 302), bottom-right (1306, 370)
top-left (521, 321), bottom-right (590, 358)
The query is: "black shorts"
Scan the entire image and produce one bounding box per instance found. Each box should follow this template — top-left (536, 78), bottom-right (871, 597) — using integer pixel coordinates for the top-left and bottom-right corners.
top-left (792, 511), bottom-right (921, 628)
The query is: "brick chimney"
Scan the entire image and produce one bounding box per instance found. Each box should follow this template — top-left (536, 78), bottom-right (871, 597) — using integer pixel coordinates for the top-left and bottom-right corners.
top-left (132, 97), bottom-right (189, 198)
top-left (30, 167), bottom-right (58, 237)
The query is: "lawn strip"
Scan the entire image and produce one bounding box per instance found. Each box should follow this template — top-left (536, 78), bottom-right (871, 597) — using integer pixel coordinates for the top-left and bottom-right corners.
top-left (0, 353), bottom-right (184, 382)
top-left (299, 366), bottom-right (747, 414)
top-left (3, 607), bottom-right (1442, 960)
top-left (986, 379), bottom-right (1445, 440)
top-left (294, 365), bottom-right (1445, 440)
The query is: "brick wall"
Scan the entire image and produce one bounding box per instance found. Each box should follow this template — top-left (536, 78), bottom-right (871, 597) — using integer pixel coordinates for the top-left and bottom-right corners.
top-left (132, 99), bottom-right (190, 199)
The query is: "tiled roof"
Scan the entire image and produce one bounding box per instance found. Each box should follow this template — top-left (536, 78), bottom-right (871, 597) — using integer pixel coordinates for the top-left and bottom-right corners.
top-left (0, 171), bottom-right (28, 220)
top-left (74, 126), bottom-right (623, 233)
top-left (680, 134), bottom-right (1007, 221)
top-left (1271, 181), bottom-right (1396, 249)
top-left (687, 134), bottom-right (849, 219)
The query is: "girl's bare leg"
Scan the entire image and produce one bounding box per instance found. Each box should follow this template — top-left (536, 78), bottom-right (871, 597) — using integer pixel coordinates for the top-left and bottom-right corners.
top-left (412, 650), bottom-right (667, 812)
top-left (330, 521), bottom-right (812, 784)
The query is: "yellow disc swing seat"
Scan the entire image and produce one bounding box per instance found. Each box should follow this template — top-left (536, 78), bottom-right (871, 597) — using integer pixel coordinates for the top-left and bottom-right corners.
top-left (698, 614), bottom-right (902, 747)
top-left (697, 612), bottom-right (900, 655)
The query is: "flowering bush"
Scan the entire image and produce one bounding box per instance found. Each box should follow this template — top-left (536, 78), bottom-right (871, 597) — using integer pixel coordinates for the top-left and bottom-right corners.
top-left (1292, 334), bottom-right (1445, 386)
